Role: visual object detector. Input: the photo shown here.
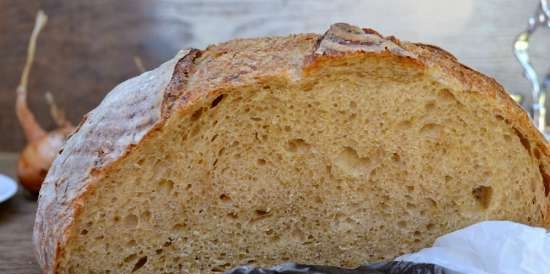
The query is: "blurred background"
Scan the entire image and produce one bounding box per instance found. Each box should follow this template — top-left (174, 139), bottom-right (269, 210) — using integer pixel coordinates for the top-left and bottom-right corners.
top-left (1, 0), bottom-right (549, 152)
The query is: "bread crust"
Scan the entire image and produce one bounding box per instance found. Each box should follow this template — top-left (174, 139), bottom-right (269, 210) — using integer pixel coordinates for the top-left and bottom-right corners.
top-left (33, 23), bottom-right (550, 273)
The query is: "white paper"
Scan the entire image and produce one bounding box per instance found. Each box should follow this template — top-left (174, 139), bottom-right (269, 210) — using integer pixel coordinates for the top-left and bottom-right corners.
top-left (397, 221), bottom-right (550, 274)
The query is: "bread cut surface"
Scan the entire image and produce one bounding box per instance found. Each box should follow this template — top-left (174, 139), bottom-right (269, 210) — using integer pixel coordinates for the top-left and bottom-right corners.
top-left (34, 23), bottom-right (550, 274)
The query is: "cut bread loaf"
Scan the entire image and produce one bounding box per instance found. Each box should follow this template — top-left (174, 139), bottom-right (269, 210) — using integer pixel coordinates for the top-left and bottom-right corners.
top-left (34, 23), bottom-right (550, 274)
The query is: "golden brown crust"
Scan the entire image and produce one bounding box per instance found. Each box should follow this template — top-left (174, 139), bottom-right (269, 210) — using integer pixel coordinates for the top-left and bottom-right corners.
top-left (405, 41), bottom-right (550, 225)
top-left (34, 23), bottom-right (550, 273)
top-left (162, 49), bottom-right (203, 116)
top-left (33, 49), bottom-right (194, 273)
top-left (407, 42), bottom-right (550, 158)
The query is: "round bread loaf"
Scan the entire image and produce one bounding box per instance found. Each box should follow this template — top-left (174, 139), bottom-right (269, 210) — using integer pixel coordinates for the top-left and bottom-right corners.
top-left (34, 23), bottom-right (550, 274)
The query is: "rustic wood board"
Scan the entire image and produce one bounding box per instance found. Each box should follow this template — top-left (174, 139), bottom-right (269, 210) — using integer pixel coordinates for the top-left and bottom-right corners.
top-left (0, 153), bottom-right (41, 273)
top-left (1, 0), bottom-right (549, 152)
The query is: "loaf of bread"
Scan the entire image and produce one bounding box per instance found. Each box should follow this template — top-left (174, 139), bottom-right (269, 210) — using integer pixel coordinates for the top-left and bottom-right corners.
top-left (34, 23), bottom-right (550, 274)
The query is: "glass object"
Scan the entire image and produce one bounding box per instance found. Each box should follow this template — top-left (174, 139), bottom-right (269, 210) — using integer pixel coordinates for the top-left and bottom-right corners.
top-left (514, 0), bottom-right (550, 137)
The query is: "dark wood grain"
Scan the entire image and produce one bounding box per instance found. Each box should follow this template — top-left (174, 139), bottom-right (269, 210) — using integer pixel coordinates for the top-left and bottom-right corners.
top-left (0, 153), bottom-right (41, 274)
top-left (0, 0), bottom-right (192, 153)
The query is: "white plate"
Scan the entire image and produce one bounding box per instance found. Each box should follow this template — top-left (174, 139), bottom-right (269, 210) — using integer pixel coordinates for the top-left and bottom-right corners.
top-left (0, 174), bottom-right (17, 203)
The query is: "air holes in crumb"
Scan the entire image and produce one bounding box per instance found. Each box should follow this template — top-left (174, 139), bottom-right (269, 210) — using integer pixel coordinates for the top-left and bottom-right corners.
top-left (141, 210), bottom-right (151, 221)
top-left (424, 101), bottom-right (436, 110)
top-left (335, 147), bottom-right (371, 176)
top-left (126, 239), bottom-right (136, 247)
top-left (212, 263), bottom-right (231, 272)
top-left (257, 159), bottom-right (266, 165)
top-left (124, 253), bottom-right (137, 263)
top-left (420, 123), bottom-right (442, 136)
top-left (158, 179), bottom-right (174, 194)
top-left (425, 198), bottom-right (437, 208)
top-left (255, 209), bottom-right (269, 216)
top-left (350, 101), bottom-right (357, 108)
top-left (495, 114), bottom-right (504, 121)
top-left (131, 256), bottom-right (148, 272)
top-left (397, 120), bottom-right (412, 129)
top-left (438, 89), bottom-right (457, 102)
top-left (136, 158), bottom-right (145, 166)
top-left (444, 175), bottom-right (452, 183)
top-left (284, 125), bottom-right (291, 132)
top-left (251, 209), bottom-right (271, 222)
top-left (391, 153), bottom-right (400, 162)
top-left (80, 229), bottom-right (88, 235)
top-left (503, 134), bottom-right (512, 142)
top-left (219, 193), bottom-right (231, 202)
top-left (398, 221), bottom-right (407, 228)
top-left (472, 186), bottom-right (493, 209)
top-left (302, 81), bottom-right (316, 91)
top-left (211, 94), bottom-right (225, 108)
top-left (292, 227), bottom-right (306, 241)
top-left (190, 108), bottom-right (204, 122)
top-left (314, 195), bottom-right (323, 204)
top-left (172, 223), bottom-right (186, 231)
top-left (286, 138), bottom-right (311, 153)
top-left (190, 124), bottom-right (201, 137)
top-left (124, 214), bottom-right (138, 228)
top-left (426, 223), bottom-right (435, 230)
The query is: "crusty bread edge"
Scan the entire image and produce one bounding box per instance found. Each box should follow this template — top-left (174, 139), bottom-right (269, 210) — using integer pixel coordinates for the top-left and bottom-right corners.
top-left (33, 23), bottom-right (550, 274)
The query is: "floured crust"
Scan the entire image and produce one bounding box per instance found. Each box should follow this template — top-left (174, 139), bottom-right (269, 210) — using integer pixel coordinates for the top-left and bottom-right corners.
top-left (33, 49), bottom-right (191, 272)
top-left (33, 23), bottom-right (550, 273)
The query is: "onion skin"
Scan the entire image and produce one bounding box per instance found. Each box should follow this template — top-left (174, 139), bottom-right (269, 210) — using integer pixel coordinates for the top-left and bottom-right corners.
top-left (15, 11), bottom-right (75, 194)
top-left (17, 127), bottom-right (73, 193)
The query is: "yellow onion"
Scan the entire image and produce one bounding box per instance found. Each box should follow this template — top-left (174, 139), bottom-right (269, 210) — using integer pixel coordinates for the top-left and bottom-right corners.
top-left (15, 11), bottom-right (74, 194)
top-left (17, 127), bottom-right (73, 193)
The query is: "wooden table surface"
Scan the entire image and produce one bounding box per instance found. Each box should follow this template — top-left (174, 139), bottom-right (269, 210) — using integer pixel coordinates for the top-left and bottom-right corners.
top-left (0, 153), bottom-right (41, 274)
